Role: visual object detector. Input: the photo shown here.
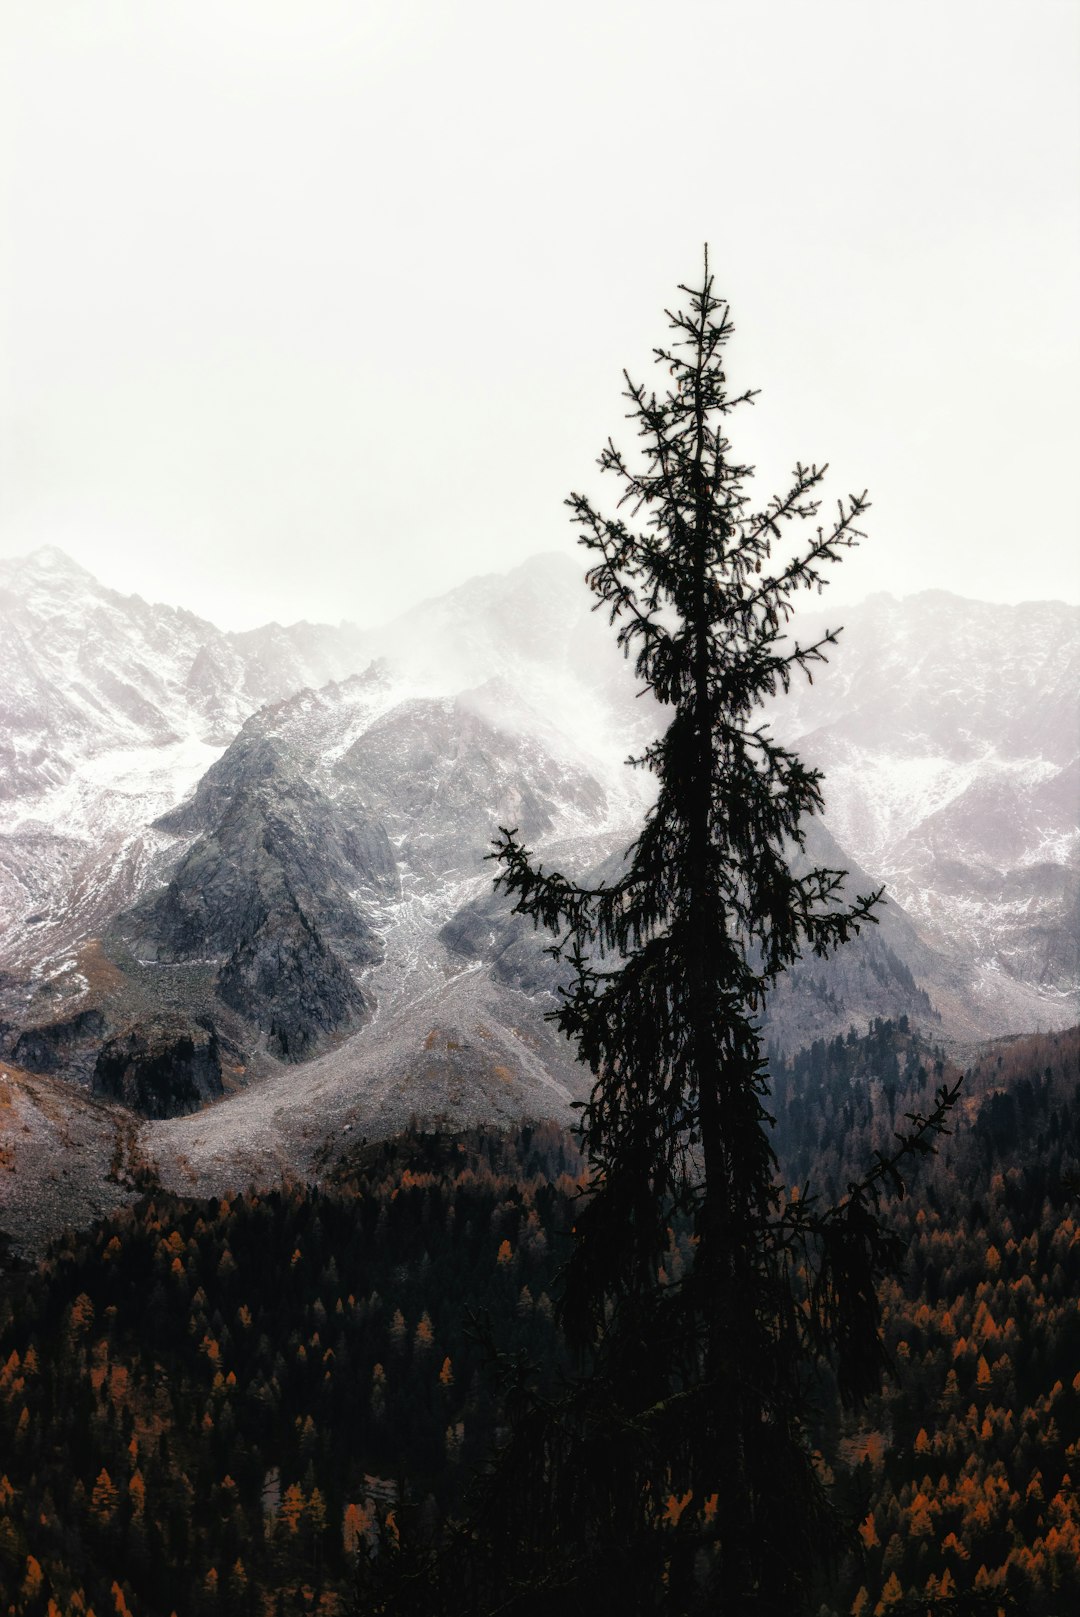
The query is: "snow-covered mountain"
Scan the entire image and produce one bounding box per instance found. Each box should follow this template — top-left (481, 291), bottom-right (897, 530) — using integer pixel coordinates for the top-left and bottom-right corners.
top-left (0, 545), bottom-right (371, 798)
top-left (0, 546), bottom-right (371, 973)
top-left (0, 547), bottom-right (1076, 1250)
top-left (0, 550), bottom-right (650, 977)
top-left (772, 591), bottom-right (1079, 1017)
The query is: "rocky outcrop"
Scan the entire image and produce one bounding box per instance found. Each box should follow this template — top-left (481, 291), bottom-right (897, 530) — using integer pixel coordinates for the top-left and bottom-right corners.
top-left (440, 892), bottom-right (563, 996)
top-left (121, 736), bottom-right (389, 1059)
top-left (216, 908), bottom-right (367, 1061)
top-left (92, 1015), bottom-right (223, 1117)
top-left (8, 1009), bottom-right (108, 1083)
top-left (120, 684), bottom-right (614, 1061)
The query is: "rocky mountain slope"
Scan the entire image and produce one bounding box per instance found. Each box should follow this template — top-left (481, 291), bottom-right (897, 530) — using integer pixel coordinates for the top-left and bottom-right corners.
top-left (772, 591), bottom-right (1079, 1020)
top-left (109, 670), bottom-right (621, 1068)
top-left (0, 548), bottom-right (1076, 1250)
top-left (0, 545), bottom-right (369, 798)
top-left (0, 545), bottom-right (369, 976)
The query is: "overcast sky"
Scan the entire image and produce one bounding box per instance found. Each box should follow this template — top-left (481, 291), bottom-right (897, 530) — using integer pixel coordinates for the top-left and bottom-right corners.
top-left (1, 1), bottom-right (1078, 630)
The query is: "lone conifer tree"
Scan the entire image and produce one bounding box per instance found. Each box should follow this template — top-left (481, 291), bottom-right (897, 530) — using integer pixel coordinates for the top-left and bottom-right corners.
top-left (479, 255), bottom-right (955, 1615)
top-left (365, 257), bottom-right (959, 1617)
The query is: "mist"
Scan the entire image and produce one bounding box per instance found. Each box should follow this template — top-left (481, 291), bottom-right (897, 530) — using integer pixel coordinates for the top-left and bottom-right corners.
top-left (2, 1), bottom-right (1078, 629)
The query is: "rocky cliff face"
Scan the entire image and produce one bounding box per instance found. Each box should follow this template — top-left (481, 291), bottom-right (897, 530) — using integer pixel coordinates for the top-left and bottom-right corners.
top-left (6, 1008), bottom-right (108, 1084)
top-left (92, 647), bottom-right (622, 1071)
top-left (120, 733), bottom-right (393, 1059)
top-left (92, 1015), bottom-right (223, 1118)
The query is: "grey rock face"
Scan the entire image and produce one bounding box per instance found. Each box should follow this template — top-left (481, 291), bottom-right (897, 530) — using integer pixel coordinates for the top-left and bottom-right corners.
top-left (440, 825), bottom-right (941, 1053)
top-left (215, 912), bottom-right (365, 1061)
top-left (440, 890), bottom-right (563, 996)
top-left (122, 734), bottom-right (389, 1059)
top-left (335, 692), bottom-right (610, 875)
top-left (92, 1015), bottom-right (222, 1117)
top-left (8, 1009), bottom-right (108, 1083)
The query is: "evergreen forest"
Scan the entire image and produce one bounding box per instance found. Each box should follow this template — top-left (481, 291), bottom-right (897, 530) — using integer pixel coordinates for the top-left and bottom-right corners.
top-left (0, 1021), bottom-right (1076, 1616)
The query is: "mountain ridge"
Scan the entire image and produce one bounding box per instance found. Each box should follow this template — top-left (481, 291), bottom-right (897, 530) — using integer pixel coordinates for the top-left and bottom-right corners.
top-left (0, 546), bottom-right (1075, 1249)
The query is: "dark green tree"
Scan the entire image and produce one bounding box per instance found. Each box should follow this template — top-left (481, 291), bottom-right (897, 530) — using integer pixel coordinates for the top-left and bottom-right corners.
top-left (477, 254), bottom-right (957, 1616)
top-left (359, 254), bottom-right (960, 1617)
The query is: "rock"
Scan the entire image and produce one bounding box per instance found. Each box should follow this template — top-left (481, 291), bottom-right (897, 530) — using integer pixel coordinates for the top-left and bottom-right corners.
top-left (121, 733), bottom-right (388, 1059)
top-left (92, 1015), bottom-right (223, 1118)
top-left (8, 1009), bottom-right (108, 1083)
top-left (216, 906), bottom-right (367, 1060)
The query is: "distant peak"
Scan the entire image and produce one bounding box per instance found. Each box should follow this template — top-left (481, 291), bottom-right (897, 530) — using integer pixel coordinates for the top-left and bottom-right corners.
top-left (881, 587), bottom-right (1075, 613)
top-left (6, 544), bottom-right (96, 579)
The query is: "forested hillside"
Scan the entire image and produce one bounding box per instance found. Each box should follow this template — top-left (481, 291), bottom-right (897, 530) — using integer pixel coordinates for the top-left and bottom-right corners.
top-left (813, 1026), bottom-right (1080, 1615)
top-left (0, 1025), bottom-right (1076, 1616)
top-left (0, 1126), bottom-right (579, 1615)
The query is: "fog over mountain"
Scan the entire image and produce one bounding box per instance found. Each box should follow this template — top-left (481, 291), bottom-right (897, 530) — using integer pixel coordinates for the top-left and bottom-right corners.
top-left (0, 546), bottom-right (1076, 1251)
top-left (770, 591), bottom-right (1080, 1010)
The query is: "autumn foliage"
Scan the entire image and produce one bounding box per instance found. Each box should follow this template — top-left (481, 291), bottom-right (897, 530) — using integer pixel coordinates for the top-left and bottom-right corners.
top-left (0, 1025), bottom-right (1076, 1615)
top-left (0, 1125), bottom-right (579, 1615)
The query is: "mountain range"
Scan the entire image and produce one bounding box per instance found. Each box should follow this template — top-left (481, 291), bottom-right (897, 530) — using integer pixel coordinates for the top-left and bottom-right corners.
top-left (0, 545), bottom-right (1076, 1253)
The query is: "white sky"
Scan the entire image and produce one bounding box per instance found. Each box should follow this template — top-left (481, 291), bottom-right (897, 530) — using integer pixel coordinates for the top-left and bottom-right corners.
top-left (1, 0), bottom-right (1078, 629)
